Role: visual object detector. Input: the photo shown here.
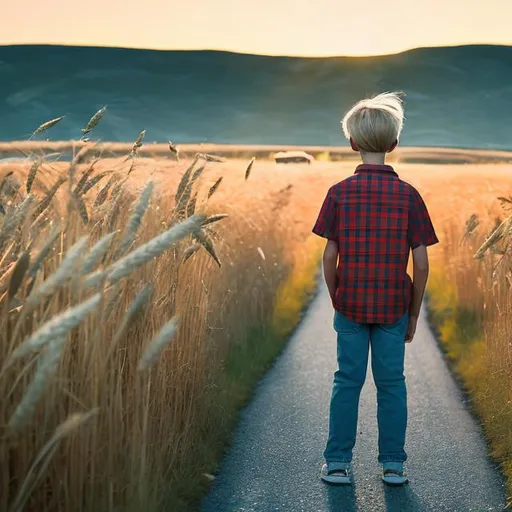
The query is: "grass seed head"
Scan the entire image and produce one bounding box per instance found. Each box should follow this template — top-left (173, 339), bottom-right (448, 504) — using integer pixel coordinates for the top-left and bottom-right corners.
top-left (132, 130), bottom-right (146, 154)
top-left (138, 315), bottom-right (180, 371)
top-left (81, 232), bottom-right (117, 275)
top-left (207, 177), bottom-right (223, 200)
top-left (245, 157), bottom-right (256, 180)
top-left (24, 236), bottom-right (89, 313)
top-left (33, 177), bottom-right (66, 220)
top-left (28, 226), bottom-right (61, 279)
top-left (31, 116), bottom-right (65, 138)
top-left (107, 214), bottom-right (206, 285)
top-left (202, 213), bottom-right (228, 227)
top-left (117, 181), bottom-right (154, 257)
top-left (26, 159), bottom-right (43, 194)
top-left (473, 216), bottom-right (512, 259)
top-left (194, 228), bottom-right (221, 267)
top-left (82, 106), bottom-right (107, 135)
top-left (10, 292), bottom-right (101, 362)
top-left (183, 243), bottom-right (201, 263)
top-left (8, 337), bottom-right (66, 430)
top-left (168, 141), bottom-right (179, 160)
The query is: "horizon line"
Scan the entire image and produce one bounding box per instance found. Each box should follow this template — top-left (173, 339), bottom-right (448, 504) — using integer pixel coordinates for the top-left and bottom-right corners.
top-left (0, 41), bottom-right (511, 59)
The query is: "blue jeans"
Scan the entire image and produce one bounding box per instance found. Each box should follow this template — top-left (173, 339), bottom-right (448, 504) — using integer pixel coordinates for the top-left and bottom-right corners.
top-left (323, 310), bottom-right (409, 464)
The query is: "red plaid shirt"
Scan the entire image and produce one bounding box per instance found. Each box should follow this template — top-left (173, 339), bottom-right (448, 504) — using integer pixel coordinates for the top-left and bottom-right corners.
top-left (312, 163), bottom-right (439, 324)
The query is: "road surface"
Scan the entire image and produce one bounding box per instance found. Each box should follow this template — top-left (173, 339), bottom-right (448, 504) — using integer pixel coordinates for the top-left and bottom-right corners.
top-left (201, 282), bottom-right (508, 512)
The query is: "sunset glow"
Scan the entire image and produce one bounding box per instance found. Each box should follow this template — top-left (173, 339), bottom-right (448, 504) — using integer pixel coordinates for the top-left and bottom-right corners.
top-left (2, 0), bottom-right (511, 57)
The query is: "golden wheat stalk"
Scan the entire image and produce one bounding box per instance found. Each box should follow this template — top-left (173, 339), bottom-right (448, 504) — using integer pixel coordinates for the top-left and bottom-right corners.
top-left (0, 195), bottom-right (35, 249)
top-left (176, 164), bottom-right (206, 216)
top-left (82, 269), bottom-right (108, 289)
top-left (72, 192), bottom-right (89, 224)
top-left (194, 229), bottom-right (221, 267)
top-left (26, 159), bottom-right (43, 194)
top-left (32, 177), bottom-right (66, 220)
top-left (9, 409), bottom-right (99, 512)
top-left (109, 284), bottom-right (153, 357)
top-left (93, 174), bottom-right (117, 207)
top-left (79, 171), bottom-right (109, 196)
top-left (245, 157), bottom-right (255, 180)
top-left (7, 336), bottom-right (67, 430)
top-left (107, 214), bottom-right (205, 285)
top-left (81, 232), bottom-right (117, 275)
top-left (68, 145), bottom-right (97, 188)
top-left (84, 215), bottom-right (205, 288)
top-left (82, 106), bottom-right (107, 135)
top-left (9, 292), bottom-right (101, 363)
top-left (30, 116), bottom-right (65, 138)
top-left (168, 140), bottom-right (179, 160)
top-left (23, 236), bottom-right (89, 314)
top-left (207, 177), bottom-right (223, 200)
top-left (106, 189), bottom-right (125, 232)
top-left (131, 129), bottom-right (146, 155)
top-left (191, 164), bottom-right (206, 184)
top-left (497, 196), bottom-right (512, 212)
top-left (0, 170), bottom-right (14, 195)
top-left (138, 315), bottom-right (180, 371)
top-left (199, 153), bottom-right (225, 163)
top-left (473, 216), bottom-right (512, 259)
top-left (183, 243), bottom-right (201, 263)
top-left (27, 226), bottom-right (61, 279)
top-left (186, 192), bottom-right (198, 217)
top-left (117, 181), bottom-right (153, 256)
top-left (74, 160), bottom-right (99, 195)
top-left (202, 214), bottom-right (228, 227)
top-left (460, 213), bottom-right (479, 246)
top-left (175, 155), bottom-right (201, 205)
top-left (127, 159), bottom-right (137, 176)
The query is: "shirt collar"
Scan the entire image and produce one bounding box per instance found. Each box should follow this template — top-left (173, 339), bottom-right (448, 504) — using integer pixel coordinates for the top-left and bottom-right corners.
top-left (354, 163), bottom-right (398, 177)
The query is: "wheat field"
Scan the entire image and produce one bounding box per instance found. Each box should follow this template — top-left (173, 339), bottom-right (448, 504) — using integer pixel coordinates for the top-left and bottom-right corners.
top-left (0, 137), bottom-right (511, 510)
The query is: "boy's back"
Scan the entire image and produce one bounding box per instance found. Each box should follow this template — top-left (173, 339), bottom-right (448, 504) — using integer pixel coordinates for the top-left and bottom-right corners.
top-left (313, 162), bottom-right (437, 324)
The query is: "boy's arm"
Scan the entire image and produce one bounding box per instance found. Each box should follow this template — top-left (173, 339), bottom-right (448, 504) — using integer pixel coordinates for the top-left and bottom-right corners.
top-left (311, 186), bottom-right (340, 304)
top-left (406, 245), bottom-right (429, 343)
top-left (406, 187), bottom-right (439, 343)
top-left (323, 240), bottom-right (338, 303)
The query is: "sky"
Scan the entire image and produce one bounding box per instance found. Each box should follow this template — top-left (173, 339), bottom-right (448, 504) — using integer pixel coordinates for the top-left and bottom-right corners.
top-left (1, 0), bottom-right (511, 57)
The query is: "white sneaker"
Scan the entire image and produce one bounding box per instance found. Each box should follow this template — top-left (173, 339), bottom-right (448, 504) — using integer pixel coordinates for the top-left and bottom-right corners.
top-left (320, 463), bottom-right (352, 485)
top-left (382, 462), bottom-right (409, 486)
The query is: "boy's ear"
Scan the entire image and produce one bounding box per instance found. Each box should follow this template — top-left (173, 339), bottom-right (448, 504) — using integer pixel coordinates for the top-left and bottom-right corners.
top-left (387, 140), bottom-right (398, 153)
top-left (349, 137), bottom-right (359, 152)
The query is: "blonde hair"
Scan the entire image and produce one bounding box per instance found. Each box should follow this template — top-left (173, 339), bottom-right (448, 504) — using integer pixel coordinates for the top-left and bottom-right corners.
top-left (341, 92), bottom-right (405, 153)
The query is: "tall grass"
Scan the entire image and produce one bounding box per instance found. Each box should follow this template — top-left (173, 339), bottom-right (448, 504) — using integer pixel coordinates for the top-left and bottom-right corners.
top-left (0, 139), bottom-right (322, 511)
top-left (428, 198), bottom-right (512, 507)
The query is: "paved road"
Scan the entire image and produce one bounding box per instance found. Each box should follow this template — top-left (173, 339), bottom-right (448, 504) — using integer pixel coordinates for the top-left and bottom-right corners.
top-left (201, 282), bottom-right (508, 512)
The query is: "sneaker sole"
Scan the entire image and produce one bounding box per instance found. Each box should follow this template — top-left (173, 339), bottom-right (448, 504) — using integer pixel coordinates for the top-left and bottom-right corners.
top-left (382, 476), bottom-right (409, 487)
top-left (321, 475), bottom-right (352, 486)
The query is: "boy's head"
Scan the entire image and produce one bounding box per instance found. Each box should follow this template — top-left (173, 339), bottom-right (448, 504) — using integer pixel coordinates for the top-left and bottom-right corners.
top-left (341, 92), bottom-right (405, 154)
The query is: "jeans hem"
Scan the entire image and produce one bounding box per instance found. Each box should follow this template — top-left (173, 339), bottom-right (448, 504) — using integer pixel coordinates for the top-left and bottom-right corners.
top-left (379, 457), bottom-right (407, 463)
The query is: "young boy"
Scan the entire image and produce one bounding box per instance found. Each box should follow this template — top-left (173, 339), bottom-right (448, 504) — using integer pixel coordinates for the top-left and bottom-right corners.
top-left (313, 92), bottom-right (438, 487)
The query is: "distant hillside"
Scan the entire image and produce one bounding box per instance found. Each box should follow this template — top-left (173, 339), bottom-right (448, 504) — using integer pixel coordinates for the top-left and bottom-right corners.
top-left (0, 44), bottom-right (511, 148)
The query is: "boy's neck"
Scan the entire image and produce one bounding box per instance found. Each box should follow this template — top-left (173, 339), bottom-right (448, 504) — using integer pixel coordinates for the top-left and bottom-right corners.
top-left (360, 152), bottom-right (386, 165)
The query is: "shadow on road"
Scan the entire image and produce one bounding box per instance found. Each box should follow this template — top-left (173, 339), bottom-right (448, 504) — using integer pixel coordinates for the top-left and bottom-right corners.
top-left (325, 483), bottom-right (358, 511)
top-left (383, 485), bottom-right (428, 511)
top-left (325, 482), bottom-right (428, 511)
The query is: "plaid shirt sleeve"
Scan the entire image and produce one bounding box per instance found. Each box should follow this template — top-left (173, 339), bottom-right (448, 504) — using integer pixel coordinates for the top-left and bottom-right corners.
top-left (312, 187), bottom-right (338, 241)
top-left (408, 188), bottom-right (439, 249)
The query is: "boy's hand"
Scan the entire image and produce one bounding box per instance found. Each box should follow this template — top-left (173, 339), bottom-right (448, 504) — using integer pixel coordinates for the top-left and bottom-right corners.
top-left (405, 315), bottom-right (418, 343)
